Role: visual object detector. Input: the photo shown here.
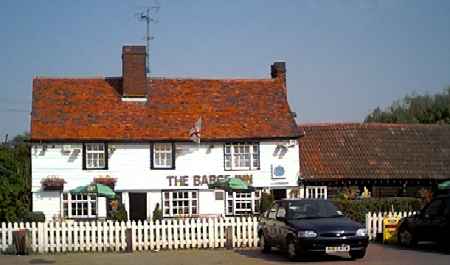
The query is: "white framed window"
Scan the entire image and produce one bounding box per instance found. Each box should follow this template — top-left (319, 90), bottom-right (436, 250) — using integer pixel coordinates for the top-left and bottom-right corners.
top-left (163, 190), bottom-right (198, 217)
top-left (62, 193), bottom-right (97, 219)
top-left (224, 143), bottom-right (260, 170)
top-left (305, 186), bottom-right (328, 199)
top-left (225, 191), bottom-right (261, 215)
top-left (152, 143), bottom-right (174, 169)
top-left (84, 143), bottom-right (107, 169)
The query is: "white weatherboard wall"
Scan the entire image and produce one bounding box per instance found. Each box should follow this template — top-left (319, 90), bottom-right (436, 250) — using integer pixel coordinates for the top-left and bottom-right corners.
top-left (199, 190), bottom-right (225, 216)
top-left (32, 191), bottom-right (61, 220)
top-left (32, 141), bottom-right (299, 191)
top-left (31, 140), bottom-right (299, 217)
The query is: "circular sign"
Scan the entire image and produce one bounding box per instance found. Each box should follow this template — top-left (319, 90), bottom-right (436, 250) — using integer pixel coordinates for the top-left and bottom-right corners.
top-left (274, 166), bottom-right (285, 177)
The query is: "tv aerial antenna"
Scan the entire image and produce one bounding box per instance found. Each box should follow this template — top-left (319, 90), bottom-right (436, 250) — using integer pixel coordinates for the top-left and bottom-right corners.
top-left (137, 2), bottom-right (160, 75)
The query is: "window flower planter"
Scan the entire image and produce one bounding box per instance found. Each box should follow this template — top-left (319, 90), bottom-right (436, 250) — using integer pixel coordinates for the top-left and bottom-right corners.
top-left (41, 176), bottom-right (65, 191)
top-left (93, 176), bottom-right (117, 189)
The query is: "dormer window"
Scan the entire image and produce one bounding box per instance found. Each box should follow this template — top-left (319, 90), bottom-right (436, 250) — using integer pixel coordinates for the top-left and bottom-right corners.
top-left (83, 143), bottom-right (108, 170)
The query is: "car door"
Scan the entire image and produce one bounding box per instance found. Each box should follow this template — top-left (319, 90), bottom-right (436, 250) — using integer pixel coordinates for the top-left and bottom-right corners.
top-left (265, 203), bottom-right (279, 243)
top-left (416, 198), bottom-right (445, 241)
top-left (275, 201), bottom-right (289, 248)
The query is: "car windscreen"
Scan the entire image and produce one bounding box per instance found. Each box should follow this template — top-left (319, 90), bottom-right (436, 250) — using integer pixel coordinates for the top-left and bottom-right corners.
top-left (286, 200), bottom-right (343, 219)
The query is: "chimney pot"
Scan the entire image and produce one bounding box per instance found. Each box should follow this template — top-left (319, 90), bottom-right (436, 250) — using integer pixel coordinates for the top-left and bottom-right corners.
top-left (271, 61), bottom-right (286, 85)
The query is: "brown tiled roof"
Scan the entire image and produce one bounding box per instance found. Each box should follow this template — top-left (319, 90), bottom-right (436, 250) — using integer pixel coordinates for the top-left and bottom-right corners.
top-left (299, 123), bottom-right (450, 181)
top-left (31, 77), bottom-right (300, 141)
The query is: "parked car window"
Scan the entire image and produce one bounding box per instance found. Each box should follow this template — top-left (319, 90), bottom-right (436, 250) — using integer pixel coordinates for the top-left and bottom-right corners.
top-left (268, 204), bottom-right (278, 219)
top-left (444, 200), bottom-right (450, 217)
top-left (286, 200), bottom-right (343, 219)
top-left (276, 206), bottom-right (286, 219)
top-left (423, 199), bottom-right (444, 217)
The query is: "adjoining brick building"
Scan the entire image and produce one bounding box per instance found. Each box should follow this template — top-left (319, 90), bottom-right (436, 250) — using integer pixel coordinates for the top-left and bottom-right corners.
top-left (298, 123), bottom-right (450, 198)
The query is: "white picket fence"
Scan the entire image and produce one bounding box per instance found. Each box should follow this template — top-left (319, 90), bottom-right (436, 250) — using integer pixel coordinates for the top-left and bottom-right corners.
top-left (365, 211), bottom-right (416, 240)
top-left (0, 217), bottom-right (259, 254)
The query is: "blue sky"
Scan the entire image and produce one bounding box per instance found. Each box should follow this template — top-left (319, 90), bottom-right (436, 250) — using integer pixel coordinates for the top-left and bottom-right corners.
top-left (1, 0), bottom-right (450, 138)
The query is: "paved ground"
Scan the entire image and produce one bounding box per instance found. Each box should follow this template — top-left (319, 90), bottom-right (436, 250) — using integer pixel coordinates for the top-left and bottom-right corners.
top-left (1, 243), bottom-right (449, 265)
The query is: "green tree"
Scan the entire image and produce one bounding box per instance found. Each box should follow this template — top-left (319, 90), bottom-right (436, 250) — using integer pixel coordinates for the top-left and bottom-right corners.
top-left (0, 133), bottom-right (31, 222)
top-left (365, 87), bottom-right (450, 124)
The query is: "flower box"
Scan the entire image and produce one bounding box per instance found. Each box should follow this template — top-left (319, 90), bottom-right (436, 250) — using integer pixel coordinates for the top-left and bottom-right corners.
top-left (41, 176), bottom-right (65, 191)
top-left (93, 176), bottom-right (117, 189)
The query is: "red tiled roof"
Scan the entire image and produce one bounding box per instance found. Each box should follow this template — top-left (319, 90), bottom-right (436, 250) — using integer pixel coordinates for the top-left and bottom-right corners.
top-left (299, 123), bottom-right (450, 181)
top-left (31, 77), bottom-right (300, 141)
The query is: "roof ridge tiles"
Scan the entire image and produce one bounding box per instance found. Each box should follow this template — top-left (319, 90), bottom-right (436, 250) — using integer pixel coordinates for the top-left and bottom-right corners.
top-left (299, 122), bottom-right (449, 128)
top-left (33, 76), bottom-right (275, 82)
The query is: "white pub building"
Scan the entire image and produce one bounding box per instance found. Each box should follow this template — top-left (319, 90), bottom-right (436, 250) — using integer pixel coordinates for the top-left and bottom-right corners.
top-left (31, 46), bottom-right (301, 221)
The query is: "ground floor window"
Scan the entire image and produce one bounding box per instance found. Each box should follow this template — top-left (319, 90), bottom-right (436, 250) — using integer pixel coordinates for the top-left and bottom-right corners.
top-left (163, 190), bottom-right (198, 217)
top-left (225, 191), bottom-right (261, 215)
top-left (305, 186), bottom-right (327, 199)
top-left (62, 193), bottom-right (97, 218)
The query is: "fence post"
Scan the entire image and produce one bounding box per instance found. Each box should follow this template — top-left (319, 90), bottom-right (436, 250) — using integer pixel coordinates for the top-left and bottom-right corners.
top-left (252, 216), bottom-right (258, 248)
top-left (155, 220), bottom-right (160, 251)
top-left (208, 218), bottom-right (214, 248)
top-left (125, 227), bottom-right (133, 252)
top-left (225, 218), bottom-right (233, 249)
top-left (137, 220), bottom-right (142, 251)
top-left (365, 212), bottom-right (371, 240)
top-left (1, 222), bottom-right (7, 252)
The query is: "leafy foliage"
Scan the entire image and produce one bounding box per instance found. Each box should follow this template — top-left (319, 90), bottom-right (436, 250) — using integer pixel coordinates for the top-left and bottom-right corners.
top-left (259, 192), bottom-right (274, 214)
top-left (331, 197), bottom-right (422, 223)
top-left (0, 133), bottom-right (31, 222)
top-left (152, 203), bottom-right (163, 222)
top-left (108, 200), bottom-right (128, 221)
top-left (365, 87), bottom-right (450, 124)
top-left (19, 211), bottom-right (46, 222)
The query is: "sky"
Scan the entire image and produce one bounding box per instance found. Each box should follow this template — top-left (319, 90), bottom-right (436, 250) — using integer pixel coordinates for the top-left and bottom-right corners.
top-left (1, 0), bottom-right (450, 139)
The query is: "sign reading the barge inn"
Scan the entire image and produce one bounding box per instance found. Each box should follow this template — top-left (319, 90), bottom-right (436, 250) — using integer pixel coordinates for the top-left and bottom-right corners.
top-left (166, 174), bottom-right (253, 187)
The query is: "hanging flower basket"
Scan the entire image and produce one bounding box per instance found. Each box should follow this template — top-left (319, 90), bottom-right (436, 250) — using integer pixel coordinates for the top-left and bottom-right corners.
top-left (41, 176), bottom-right (66, 191)
top-left (93, 175), bottom-right (117, 189)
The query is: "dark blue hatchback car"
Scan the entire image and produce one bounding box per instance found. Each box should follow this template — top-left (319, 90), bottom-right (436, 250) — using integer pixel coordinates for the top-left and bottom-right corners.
top-left (258, 199), bottom-right (369, 260)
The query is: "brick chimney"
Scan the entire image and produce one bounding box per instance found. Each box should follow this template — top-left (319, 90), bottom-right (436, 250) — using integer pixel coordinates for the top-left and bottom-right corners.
top-left (271, 62), bottom-right (286, 85)
top-left (122, 46), bottom-right (147, 97)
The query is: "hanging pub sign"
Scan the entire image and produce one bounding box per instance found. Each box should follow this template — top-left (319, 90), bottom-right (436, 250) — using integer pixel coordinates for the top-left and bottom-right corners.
top-left (166, 174), bottom-right (253, 187)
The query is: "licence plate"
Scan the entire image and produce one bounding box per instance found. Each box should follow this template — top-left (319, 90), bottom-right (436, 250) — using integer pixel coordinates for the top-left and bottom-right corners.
top-left (325, 245), bottom-right (350, 253)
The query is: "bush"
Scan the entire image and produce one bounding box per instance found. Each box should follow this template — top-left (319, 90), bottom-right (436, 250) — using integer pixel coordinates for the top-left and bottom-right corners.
top-left (152, 204), bottom-right (163, 222)
top-left (259, 192), bottom-right (274, 214)
top-left (19, 211), bottom-right (45, 222)
top-left (331, 197), bottom-right (422, 223)
top-left (109, 203), bottom-right (128, 221)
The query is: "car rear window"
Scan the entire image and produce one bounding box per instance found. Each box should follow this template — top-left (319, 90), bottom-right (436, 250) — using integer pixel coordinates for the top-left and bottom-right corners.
top-left (287, 200), bottom-right (343, 219)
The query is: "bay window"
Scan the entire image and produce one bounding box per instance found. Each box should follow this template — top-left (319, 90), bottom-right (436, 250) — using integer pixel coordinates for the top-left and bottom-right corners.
top-left (225, 191), bottom-right (261, 215)
top-left (163, 190), bottom-right (198, 217)
top-left (224, 142), bottom-right (260, 170)
top-left (62, 193), bottom-right (97, 219)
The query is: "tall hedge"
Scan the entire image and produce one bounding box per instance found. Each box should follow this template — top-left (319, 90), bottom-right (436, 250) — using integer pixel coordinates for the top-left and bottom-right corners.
top-left (331, 197), bottom-right (422, 224)
top-left (0, 134), bottom-right (31, 222)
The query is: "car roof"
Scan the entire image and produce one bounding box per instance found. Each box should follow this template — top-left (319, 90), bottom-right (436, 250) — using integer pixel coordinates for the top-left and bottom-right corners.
top-left (275, 199), bottom-right (328, 203)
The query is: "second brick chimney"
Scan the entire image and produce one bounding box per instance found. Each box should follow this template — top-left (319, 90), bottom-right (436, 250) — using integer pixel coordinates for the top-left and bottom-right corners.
top-left (122, 46), bottom-right (147, 97)
top-left (271, 61), bottom-right (286, 86)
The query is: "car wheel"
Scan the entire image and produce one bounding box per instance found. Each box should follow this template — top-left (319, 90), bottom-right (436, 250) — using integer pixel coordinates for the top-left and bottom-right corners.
top-left (260, 233), bottom-right (271, 253)
top-left (350, 249), bottom-right (366, 260)
top-left (286, 238), bottom-right (298, 261)
top-left (398, 227), bottom-right (416, 247)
